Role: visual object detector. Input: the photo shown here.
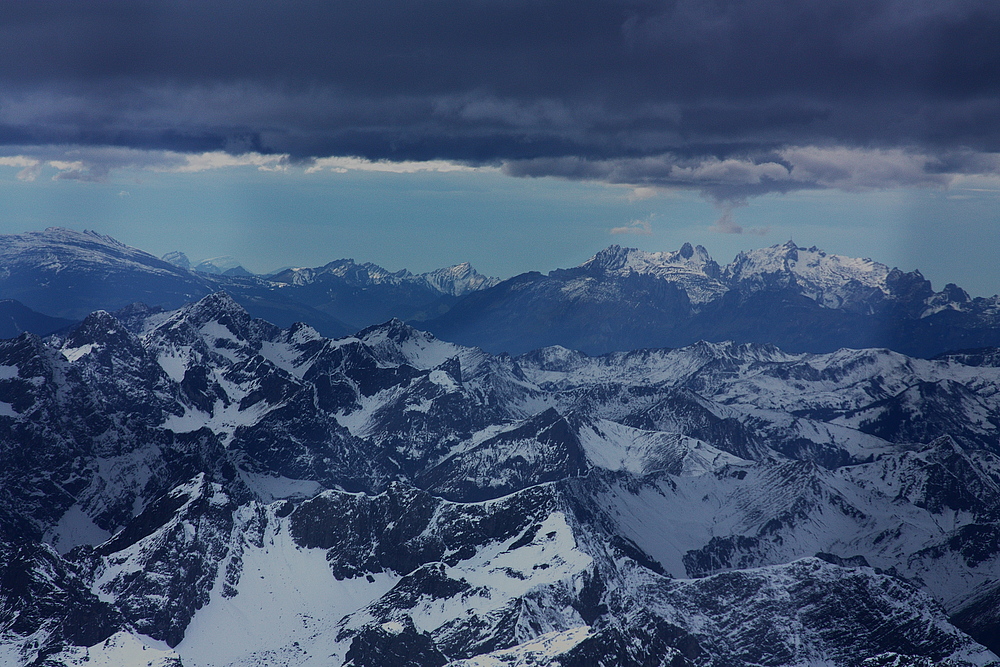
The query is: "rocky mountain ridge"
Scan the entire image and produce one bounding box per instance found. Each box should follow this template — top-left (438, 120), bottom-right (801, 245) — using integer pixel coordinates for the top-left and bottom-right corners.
top-left (2, 228), bottom-right (998, 358)
top-left (0, 228), bottom-right (500, 336)
top-left (0, 292), bottom-right (999, 665)
top-left (421, 241), bottom-right (1000, 356)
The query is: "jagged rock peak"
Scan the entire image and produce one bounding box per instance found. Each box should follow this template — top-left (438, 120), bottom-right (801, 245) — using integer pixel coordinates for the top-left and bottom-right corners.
top-left (152, 291), bottom-right (275, 344)
top-left (579, 245), bottom-right (725, 306)
top-left (584, 243), bottom-right (717, 274)
top-left (685, 338), bottom-right (790, 362)
top-left (183, 291), bottom-right (248, 320)
top-left (356, 317), bottom-right (420, 342)
top-left (63, 310), bottom-right (135, 347)
top-left (112, 302), bottom-right (166, 333)
top-left (58, 310), bottom-right (145, 363)
top-left (271, 258), bottom-right (411, 287)
top-left (422, 262), bottom-right (500, 296)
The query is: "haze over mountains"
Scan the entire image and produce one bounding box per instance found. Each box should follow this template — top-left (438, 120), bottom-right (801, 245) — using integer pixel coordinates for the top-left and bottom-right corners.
top-left (0, 228), bottom-right (502, 339)
top-left (2, 227), bottom-right (998, 359)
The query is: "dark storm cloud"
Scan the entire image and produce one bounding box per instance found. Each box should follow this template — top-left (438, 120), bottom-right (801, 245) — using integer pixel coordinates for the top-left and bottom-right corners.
top-left (0, 0), bottom-right (998, 198)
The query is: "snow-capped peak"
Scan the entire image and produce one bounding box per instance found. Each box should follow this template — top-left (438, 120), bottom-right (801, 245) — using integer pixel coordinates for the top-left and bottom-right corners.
top-left (421, 262), bottom-right (500, 296)
top-left (581, 244), bottom-right (726, 304)
top-left (356, 318), bottom-right (477, 370)
top-left (584, 243), bottom-right (718, 276)
top-left (724, 242), bottom-right (893, 309)
top-left (176, 291), bottom-right (249, 324)
top-left (147, 291), bottom-right (273, 354)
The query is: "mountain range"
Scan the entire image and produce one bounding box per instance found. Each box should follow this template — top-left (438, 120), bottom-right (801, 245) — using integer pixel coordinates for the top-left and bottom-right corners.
top-left (420, 241), bottom-right (1000, 357)
top-left (0, 228), bottom-right (499, 339)
top-left (0, 289), bottom-right (999, 665)
top-left (1, 228), bottom-right (997, 359)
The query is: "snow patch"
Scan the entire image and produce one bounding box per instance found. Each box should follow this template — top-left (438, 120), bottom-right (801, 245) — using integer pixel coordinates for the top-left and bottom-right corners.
top-left (157, 347), bottom-right (192, 383)
top-left (47, 631), bottom-right (182, 667)
top-left (61, 343), bottom-right (97, 361)
top-left (429, 369), bottom-right (460, 392)
top-left (177, 508), bottom-right (398, 667)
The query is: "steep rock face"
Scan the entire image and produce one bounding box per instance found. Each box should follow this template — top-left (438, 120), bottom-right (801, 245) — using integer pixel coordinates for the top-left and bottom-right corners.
top-left (422, 262), bottom-right (501, 297)
top-left (840, 380), bottom-right (1000, 451)
top-left (953, 582), bottom-right (1000, 656)
top-left (581, 243), bottom-right (725, 304)
top-left (91, 475), bottom-right (237, 647)
top-left (652, 558), bottom-right (992, 667)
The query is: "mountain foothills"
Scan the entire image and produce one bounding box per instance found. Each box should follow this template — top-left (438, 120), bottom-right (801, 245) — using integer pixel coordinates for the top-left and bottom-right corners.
top-left (2, 227), bottom-right (999, 358)
top-left (1, 289), bottom-right (1000, 665)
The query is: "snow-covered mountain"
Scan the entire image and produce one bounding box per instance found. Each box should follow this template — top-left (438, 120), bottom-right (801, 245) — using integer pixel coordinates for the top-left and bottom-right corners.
top-left (421, 241), bottom-right (1000, 356)
top-left (422, 261), bottom-right (501, 297)
top-left (584, 240), bottom-right (903, 312)
top-left (1, 292), bottom-right (1000, 665)
top-left (724, 240), bottom-right (893, 311)
top-left (580, 242), bottom-right (726, 305)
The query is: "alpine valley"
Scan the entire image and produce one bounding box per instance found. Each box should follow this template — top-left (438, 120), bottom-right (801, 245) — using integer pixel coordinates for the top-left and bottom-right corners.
top-left (1, 229), bottom-right (1000, 666)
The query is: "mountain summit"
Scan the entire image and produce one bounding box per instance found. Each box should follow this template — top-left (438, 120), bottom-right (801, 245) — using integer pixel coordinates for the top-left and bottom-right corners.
top-left (581, 243), bottom-right (725, 304)
top-left (420, 241), bottom-right (1000, 356)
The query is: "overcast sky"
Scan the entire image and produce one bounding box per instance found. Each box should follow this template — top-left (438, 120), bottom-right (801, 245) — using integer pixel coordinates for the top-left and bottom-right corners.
top-left (0, 0), bottom-right (998, 293)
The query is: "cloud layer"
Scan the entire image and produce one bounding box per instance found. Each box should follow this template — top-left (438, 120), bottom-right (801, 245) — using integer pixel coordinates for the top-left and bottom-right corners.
top-left (0, 0), bottom-right (997, 198)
